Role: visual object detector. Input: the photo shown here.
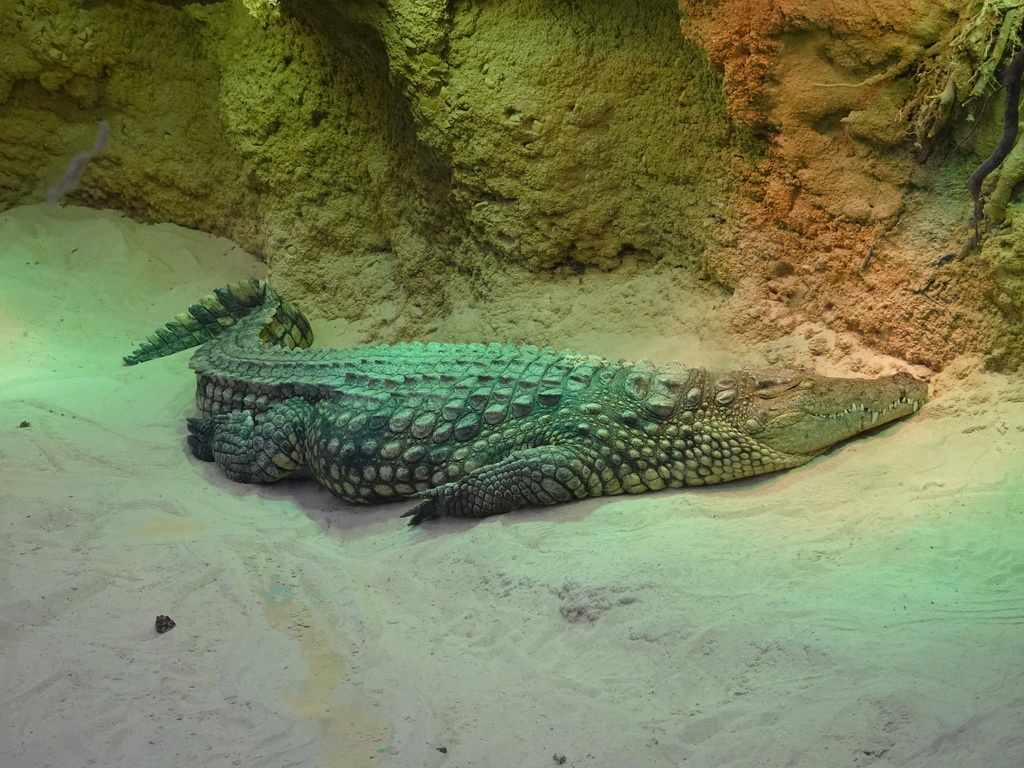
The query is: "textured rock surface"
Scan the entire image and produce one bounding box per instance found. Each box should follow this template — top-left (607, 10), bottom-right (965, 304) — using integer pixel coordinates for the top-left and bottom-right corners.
top-left (1, 0), bottom-right (1022, 371)
top-left (0, 1), bottom-right (246, 230)
top-left (0, 0), bottom-right (734, 335)
top-left (680, 0), bottom-right (1023, 371)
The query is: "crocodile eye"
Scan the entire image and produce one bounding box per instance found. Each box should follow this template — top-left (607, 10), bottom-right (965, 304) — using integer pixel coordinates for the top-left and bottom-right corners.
top-left (754, 378), bottom-right (801, 399)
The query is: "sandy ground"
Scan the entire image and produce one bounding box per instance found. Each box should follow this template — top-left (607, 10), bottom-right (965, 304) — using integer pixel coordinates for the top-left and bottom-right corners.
top-left (1, 203), bottom-right (1022, 768)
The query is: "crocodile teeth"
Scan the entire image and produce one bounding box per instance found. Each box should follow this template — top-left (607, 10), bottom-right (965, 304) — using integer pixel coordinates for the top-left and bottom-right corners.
top-left (822, 395), bottom-right (925, 421)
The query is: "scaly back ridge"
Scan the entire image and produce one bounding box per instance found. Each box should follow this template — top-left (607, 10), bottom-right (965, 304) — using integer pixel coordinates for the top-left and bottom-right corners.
top-left (123, 279), bottom-right (312, 365)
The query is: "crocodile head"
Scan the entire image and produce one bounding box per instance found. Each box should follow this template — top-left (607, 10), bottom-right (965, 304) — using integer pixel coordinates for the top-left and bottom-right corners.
top-left (732, 367), bottom-right (928, 457)
top-left (632, 363), bottom-right (928, 487)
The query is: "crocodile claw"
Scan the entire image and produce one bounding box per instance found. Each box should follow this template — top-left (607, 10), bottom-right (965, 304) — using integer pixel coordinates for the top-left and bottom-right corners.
top-left (401, 493), bottom-right (440, 526)
top-left (186, 416), bottom-right (217, 461)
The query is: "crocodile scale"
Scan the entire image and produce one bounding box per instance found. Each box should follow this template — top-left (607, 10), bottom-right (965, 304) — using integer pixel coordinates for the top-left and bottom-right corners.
top-left (124, 279), bottom-right (927, 524)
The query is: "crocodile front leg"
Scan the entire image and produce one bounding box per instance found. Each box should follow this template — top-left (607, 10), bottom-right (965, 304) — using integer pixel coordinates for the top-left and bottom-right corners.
top-left (186, 398), bottom-right (313, 484)
top-left (401, 444), bottom-right (598, 525)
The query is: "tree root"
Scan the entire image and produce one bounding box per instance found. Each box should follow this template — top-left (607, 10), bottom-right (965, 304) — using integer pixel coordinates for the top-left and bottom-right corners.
top-left (968, 47), bottom-right (1024, 243)
top-left (906, 1), bottom-right (1024, 152)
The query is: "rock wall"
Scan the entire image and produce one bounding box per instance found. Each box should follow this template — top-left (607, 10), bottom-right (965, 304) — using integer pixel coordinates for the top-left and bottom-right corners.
top-left (1, 0), bottom-right (735, 338)
top-left (1, 0), bottom-right (1022, 370)
top-left (680, 0), bottom-right (1024, 371)
top-left (1, 0), bottom-right (246, 231)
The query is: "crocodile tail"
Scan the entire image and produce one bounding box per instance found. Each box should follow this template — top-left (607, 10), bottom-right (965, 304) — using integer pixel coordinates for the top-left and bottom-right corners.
top-left (123, 278), bottom-right (313, 365)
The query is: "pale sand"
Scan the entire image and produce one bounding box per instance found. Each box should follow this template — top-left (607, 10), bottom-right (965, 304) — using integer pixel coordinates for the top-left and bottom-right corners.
top-left (1, 204), bottom-right (1022, 768)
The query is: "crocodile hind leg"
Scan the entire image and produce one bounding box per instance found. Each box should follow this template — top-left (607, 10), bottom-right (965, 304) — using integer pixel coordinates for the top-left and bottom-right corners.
top-left (401, 444), bottom-right (598, 525)
top-left (187, 398), bottom-right (313, 484)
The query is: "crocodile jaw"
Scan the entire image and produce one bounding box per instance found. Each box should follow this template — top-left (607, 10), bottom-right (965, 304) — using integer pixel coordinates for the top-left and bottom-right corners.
top-left (741, 369), bottom-right (928, 457)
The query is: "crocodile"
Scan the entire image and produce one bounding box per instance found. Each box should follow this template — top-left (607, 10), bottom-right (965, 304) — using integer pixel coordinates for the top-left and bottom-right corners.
top-left (124, 279), bottom-right (928, 524)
